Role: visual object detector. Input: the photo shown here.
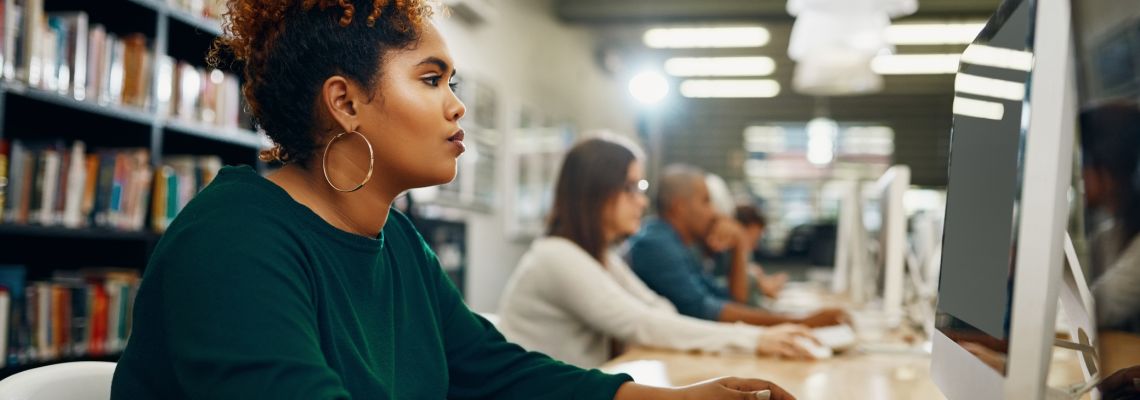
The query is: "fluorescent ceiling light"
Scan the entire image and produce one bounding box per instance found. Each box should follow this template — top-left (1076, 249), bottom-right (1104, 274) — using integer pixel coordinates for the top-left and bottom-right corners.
top-left (953, 96), bottom-right (1004, 120)
top-left (644, 26), bottom-right (770, 49)
top-left (885, 22), bottom-right (985, 45)
top-left (961, 44), bottom-right (1033, 71)
top-left (871, 54), bottom-right (960, 75)
top-left (955, 73), bottom-right (1026, 101)
top-left (680, 80), bottom-right (781, 98)
top-left (665, 57), bottom-right (776, 77)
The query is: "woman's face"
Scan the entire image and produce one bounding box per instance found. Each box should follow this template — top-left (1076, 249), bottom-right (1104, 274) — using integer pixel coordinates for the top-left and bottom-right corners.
top-left (355, 23), bottom-right (467, 190)
top-left (604, 161), bottom-right (649, 240)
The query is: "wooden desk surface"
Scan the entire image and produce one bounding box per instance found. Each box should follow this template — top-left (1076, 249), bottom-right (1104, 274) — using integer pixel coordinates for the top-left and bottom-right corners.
top-left (1101, 330), bottom-right (1140, 375)
top-left (604, 344), bottom-right (1088, 399)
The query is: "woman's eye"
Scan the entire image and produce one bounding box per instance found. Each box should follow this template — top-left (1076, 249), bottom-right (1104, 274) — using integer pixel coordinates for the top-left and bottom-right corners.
top-left (424, 76), bottom-right (441, 86)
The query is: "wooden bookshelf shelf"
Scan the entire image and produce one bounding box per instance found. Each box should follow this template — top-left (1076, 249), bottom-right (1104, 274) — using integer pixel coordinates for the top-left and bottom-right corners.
top-left (0, 224), bottom-right (159, 242)
top-left (164, 118), bottom-right (267, 150)
top-left (2, 82), bottom-right (156, 128)
top-left (167, 6), bottom-right (224, 36)
top-left (126, 0), bottom-right (223, 36)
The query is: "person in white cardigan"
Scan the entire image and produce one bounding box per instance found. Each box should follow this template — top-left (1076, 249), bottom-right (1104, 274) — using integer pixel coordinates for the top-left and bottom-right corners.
top-left (498, 136), bottom-right (817, 368)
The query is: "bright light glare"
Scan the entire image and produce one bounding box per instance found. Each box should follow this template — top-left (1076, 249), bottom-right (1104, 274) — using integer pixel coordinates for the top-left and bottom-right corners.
top-left (628, 71), bottom-right (669, 105)
top-left (664, 57), bottom-right (776, 77)
top-left (679, 80), bottom-right (780, 98)
top-left (644, 26), bottom-right (770, 48)
top-left (885, 22), bottom-right (986, 45)
top-left (871, 54), bottom-right (961, 75)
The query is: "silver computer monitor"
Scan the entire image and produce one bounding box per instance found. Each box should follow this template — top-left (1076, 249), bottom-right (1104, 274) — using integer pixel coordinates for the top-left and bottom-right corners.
top-left (931, 0), bottom-right (1081, 398)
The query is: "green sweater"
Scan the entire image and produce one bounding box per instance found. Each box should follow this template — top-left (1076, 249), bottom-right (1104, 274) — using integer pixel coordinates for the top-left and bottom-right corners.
top-left (111, 166), bottom-right (631, 399)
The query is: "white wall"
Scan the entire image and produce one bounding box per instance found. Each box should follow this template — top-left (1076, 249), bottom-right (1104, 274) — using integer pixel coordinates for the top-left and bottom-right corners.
top-left (434, 0), bottom-right (637, 312)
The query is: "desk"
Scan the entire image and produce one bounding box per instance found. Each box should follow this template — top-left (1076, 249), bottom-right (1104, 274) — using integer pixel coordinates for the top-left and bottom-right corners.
top-left (603, 344), bottom-right (1087, 399)
top-left (1101, 330), bottom-right (1140, 374)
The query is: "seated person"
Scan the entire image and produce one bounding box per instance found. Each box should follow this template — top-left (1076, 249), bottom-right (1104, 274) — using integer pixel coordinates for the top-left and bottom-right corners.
top-left (1081, 102), bottom-right (1140, 333)
top-left (701, 205), bottom-right (789, 307)
top-left (497, 137), bottom-right (818, 368)
top-left (628, 164), bottom-right (844, 328)
top-left (109, 2), bottom-right (793, 399)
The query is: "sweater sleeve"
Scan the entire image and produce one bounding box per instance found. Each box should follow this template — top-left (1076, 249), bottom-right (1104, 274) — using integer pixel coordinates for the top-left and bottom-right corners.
top-left (427, 245), bottom-right (632, 399)
top-left (543, 243), bottom-right (762, 356)
top-left (155, 216), bottom-right (350, 400)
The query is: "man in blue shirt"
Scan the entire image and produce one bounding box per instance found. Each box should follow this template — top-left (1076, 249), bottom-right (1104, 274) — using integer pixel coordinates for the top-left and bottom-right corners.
top-left (628, 164), bottom-right (844, 328)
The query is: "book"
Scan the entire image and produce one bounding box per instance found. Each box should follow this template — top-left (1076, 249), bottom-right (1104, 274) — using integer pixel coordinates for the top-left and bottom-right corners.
top-left (45, 11), bottom-right (87, 100)
top-left (62, 140), bottom-right (86, 228)
top-left (0, 139), bottom-right (8, 222)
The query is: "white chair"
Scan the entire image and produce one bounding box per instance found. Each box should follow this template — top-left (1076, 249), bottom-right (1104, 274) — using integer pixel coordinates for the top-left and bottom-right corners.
top-left (0, 362), bottom-right (116, 400)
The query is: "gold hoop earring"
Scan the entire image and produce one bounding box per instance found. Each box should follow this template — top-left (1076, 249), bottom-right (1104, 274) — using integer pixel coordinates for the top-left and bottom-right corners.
top-left (322, 130), bottom-right (374, 192)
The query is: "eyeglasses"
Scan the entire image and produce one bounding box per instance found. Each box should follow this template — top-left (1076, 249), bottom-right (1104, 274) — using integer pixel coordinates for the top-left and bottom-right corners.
top-left (622, 179), bottom-right (650, 195)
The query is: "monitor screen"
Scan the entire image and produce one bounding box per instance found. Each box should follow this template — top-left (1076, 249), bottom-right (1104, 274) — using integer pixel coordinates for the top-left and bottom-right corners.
top-left (935, 0), bottom-right (1033, 376)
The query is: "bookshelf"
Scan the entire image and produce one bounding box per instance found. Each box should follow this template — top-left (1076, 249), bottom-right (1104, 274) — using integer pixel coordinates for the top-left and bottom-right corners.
top-left (0, 0), bottom-right (257, 377)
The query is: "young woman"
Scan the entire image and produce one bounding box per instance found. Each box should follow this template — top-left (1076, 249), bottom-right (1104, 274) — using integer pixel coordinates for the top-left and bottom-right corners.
top-left (109, 1), bottom-right (795, 399)
top-left (498, 137), bottom-right (818, 369)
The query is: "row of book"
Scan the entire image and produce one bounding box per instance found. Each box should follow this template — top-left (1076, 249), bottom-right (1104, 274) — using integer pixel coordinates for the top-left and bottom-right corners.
top-left (1, 140), bottom-right (152, 231)
top-left (1, 5), bottom-right (250, 132)
top-left (160, 59), bottom-right (245, 132)
top-left (0, 265), bottom-right (140, 368)
top-left (3, 4), bottom-right (153, 108)
top-left (0, 139), bottom-right (223, 232)
top-left (151, 155), bottom-right (222, 232)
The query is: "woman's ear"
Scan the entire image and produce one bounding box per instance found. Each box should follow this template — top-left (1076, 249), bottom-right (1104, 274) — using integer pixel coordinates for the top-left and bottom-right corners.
top-left (320, 75), bottom-right (360, 133)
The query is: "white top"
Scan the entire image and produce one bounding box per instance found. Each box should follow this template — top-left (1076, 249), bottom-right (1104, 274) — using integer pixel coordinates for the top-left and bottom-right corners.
top-left (1093, 234), bottom-right (1140, 331)
top-left (497, 237), bottom-right (763, 368)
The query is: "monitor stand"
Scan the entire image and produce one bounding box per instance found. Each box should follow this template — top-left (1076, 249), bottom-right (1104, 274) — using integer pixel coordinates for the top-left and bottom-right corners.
top-left (1047, 232), bottom-right (1100, 400)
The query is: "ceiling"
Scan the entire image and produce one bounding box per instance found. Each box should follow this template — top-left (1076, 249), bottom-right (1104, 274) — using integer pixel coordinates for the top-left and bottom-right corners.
top-left (552, 0), bottom-right (1004, 187)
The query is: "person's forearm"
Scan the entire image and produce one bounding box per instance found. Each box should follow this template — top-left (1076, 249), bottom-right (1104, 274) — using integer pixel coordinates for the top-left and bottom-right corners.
top-left (729, 246), bottom-right (751, 303)
top-left (718, 302), bottom-right (795, 326)
top-left (614, 382), bottom-right (676, 400)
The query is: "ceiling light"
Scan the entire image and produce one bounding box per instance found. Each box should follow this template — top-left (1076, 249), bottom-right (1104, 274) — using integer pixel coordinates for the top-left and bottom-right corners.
top-left (680, 80), bottom-right (781, 98)
top-left (643, 26), bottom-right (770, 49)
top-left (628, 70), bottom-right (669, 105)
top-left (953, 96), bottom-right (1004, 120)
top-left (955, 73), bottom-right (1026, 101)
top-left (871, 54), bottom-right (960, 75)
top-left (961, 44), bottom-right (1033, 71)
top-left (885, 22), bottom-right (986, 45)
top-left (664, 57), bottom-right (776, 77)
top-left (807, 117), bottom-right (838, 165)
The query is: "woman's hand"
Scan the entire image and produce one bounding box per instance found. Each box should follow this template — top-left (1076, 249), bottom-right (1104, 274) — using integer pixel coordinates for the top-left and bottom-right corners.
top-left (614, 377), bottom-right (796, 400)
top-left (756, 324), bottom-right (817, 360)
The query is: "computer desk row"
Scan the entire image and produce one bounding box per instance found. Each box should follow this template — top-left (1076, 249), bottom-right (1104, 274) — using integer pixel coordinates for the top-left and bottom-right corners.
top-left (602, 290), bottom-right (1089, 400)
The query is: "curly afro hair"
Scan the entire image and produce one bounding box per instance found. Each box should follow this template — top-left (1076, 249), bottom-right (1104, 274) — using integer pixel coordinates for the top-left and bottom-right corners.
top-left (209, 0), bottom-right (436, 166)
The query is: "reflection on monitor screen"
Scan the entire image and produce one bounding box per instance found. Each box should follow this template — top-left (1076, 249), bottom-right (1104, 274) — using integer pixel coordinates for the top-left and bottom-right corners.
top-left (935, 0), bottom-right (1032, 376)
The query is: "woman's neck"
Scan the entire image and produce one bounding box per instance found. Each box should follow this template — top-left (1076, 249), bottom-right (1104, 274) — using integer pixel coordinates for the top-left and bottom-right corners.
top-left (268, 163), bottom-right (400, 238)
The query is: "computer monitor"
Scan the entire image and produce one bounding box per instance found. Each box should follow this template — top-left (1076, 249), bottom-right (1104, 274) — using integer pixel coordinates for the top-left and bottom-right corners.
top-left (830, 166), bottom-right (909, 328)
top-left (931, 0), bottom-right (1081, 398)
top-left (875, 165), bottom-right (910, 324)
